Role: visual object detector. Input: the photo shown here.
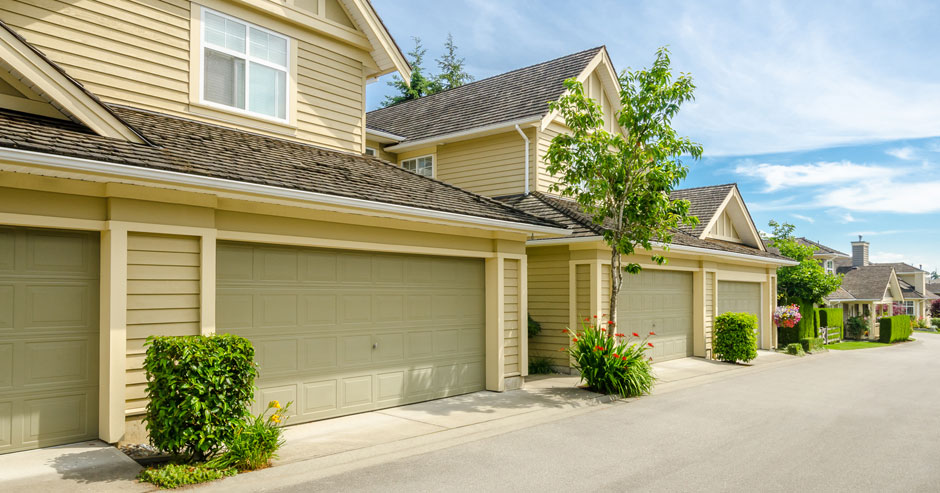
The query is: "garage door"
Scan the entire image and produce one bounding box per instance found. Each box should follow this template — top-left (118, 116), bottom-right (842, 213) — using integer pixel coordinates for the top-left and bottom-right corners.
top-left (0, 227), bottom-right (99, 454)
top-left (217, 242), bottom-right (486, 424)
top-left (718, 281), bottom-right (762, 345)
top-left (618, 270), bottom-right (693, 362)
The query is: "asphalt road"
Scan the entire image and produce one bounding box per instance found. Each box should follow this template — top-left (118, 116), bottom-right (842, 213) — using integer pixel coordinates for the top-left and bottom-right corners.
top-left (280, 334), bottom-right (940, 492)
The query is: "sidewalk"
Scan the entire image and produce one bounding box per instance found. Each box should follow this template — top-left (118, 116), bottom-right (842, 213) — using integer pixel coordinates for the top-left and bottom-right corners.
top-left (0, 440), bottom-right (146, 493)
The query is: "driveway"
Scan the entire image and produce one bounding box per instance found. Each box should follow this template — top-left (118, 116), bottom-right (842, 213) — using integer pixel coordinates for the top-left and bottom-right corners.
top-left (269, 334), bottom-right (940, 492)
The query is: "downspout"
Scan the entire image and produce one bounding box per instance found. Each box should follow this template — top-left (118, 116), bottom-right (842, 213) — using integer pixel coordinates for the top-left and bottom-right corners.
top-left (515, 124), bottom-right (530, 195)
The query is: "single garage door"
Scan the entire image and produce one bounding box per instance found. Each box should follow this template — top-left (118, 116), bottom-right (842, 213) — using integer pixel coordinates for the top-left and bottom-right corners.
top-left (618, 270), bottom-right (694, 362)
top-left (0, 227), bottom-right (99, 454)
top-left (217, 242), bottom-right (486, 424)
top-left (718, 281), bottom-right (763, 345)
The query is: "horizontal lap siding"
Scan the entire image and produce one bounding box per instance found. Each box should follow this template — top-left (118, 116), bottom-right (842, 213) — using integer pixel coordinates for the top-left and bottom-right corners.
top-left (125, 233), bottom-right (200, 414)
top-left (527, 247), bottom-right (569, 367)
top-left (3, 0), bottom-right (367, 153)
top-left (536, 121), bottom-right (567, 193)
top-left (503, 258), bottom-right (520, 376)
top-left (436, 129), bottom-right (534, 197)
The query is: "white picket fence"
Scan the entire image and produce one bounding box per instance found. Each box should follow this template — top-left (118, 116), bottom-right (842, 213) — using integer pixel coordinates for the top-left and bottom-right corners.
top-left (821, 326), bottom-right (842, 344)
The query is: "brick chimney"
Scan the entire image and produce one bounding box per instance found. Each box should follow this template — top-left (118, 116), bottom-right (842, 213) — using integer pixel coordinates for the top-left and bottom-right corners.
top-left (851, 235), bottom-right (869, 267)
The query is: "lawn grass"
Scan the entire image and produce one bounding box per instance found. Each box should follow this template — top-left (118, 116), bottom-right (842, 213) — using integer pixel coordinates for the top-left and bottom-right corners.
top-left (826, 340), bottom-right (891, 350)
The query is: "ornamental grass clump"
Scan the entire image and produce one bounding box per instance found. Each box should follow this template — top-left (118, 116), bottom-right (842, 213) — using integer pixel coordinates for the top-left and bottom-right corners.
top-left (209, 400), bottom-right (291, 472)
top-left (562, 316), bottom-right (655, 398)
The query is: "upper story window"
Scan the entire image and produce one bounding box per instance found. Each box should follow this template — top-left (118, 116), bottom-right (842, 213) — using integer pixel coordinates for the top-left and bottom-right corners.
top-left (402, 155), bottom-right (433, 177)
top-left (365, 147), bottom-right (377, 157)
top-left (202, 8), bottom-right (289, 121)
top-left (825, 259), bottom-right (834, 275)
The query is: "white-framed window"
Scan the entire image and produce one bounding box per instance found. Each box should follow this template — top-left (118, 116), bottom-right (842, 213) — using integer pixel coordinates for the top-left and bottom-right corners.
top-left (401, 155), bottom-right (433, 177)
top-left (825, 259), bottom-right (834, 275)
top-left (201, 8), bottom-right (289, 121)
top-left (903, 301), bottom-right (915, 315)
top-left (365, 147), bottom-right (377, 156)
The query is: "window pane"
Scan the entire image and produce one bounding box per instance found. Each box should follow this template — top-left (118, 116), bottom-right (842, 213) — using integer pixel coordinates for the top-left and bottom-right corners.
top-left (204, 49), bottom-right (245, 109)
top-left (249, 27), bottom-right (288, 67)
top-left (205, 11), bottom-right (245, 53)
top-left (248, 62), bottom-right (286, 119)
top-left (402, 160), bottom-right (416, 172)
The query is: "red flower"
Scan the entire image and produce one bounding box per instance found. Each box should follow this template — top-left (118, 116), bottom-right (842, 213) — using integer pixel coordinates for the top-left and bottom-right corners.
top-left (594, 345), bottom-right (604, 351)
top-left (612, 353), bottom-right (619, 358)
top-left (615, 333), bottom-right (625, 337)
top-left (584, 318), bottom-right (589, 322)
top-left (562, 329), bottom-right (569, 334)
top-left (593, 315), bottom-right (598, 319)
top-left (621, 356), bottom-right (627, 361)
top-left (647, 342), bottom-right (654, 348)
top-left (632, 332), bottom-right (639, 337)
top-left (649, 331), bottom-right (656, 336)
top-left (608, 321), bottom-right (615, 326)
top-left (572, 338), bottom-right (578, 342)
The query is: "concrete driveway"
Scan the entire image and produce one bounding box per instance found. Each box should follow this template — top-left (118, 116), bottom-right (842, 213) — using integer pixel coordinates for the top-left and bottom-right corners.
top-left (266, 334), bottom-right (940, 492)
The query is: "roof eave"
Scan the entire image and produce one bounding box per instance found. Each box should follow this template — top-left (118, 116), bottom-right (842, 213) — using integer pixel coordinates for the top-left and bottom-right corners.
top-left (383, 116), bottom-right (542, 153)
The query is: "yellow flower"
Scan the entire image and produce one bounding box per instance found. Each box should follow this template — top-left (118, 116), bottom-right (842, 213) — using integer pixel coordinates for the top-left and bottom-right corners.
top-left (270, 400), bottom-right (281, 410)
top-left (270, 415), bottom-right (281, 424)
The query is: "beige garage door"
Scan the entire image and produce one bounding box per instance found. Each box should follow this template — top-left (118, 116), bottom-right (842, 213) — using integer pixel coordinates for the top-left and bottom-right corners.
top-left (0, 227), bottom-right (99, 455)
top-left (618, 270), bottom-right (694, 362)
top-left (217, 242), bottom-right (486, 424)
top-left (718, 281), bottom-right (762, 345)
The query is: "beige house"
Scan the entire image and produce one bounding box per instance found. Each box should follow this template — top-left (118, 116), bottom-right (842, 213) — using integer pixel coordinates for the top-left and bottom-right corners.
top-left (364, 51), bottom-right (796, 367)
top-left (0, 1), bottom-right (571, 454)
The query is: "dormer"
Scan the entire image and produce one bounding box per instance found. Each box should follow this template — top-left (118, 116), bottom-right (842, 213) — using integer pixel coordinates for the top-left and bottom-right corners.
top-left (700, 186), bottom-right (764, 250)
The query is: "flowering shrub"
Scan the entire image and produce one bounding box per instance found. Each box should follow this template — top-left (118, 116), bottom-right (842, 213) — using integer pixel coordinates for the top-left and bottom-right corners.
top-left (209, 400), bottom-right (291, 471)
top-left (773, 304), bottom-right (802, 328)
top-left (562, 317), bottom-right (655, 397)
top-left (931, 299), bottom-right (940, 318)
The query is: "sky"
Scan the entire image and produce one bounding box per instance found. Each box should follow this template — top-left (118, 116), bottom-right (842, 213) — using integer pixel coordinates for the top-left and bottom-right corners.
top-left (366, 0), bottom-right (940, 274)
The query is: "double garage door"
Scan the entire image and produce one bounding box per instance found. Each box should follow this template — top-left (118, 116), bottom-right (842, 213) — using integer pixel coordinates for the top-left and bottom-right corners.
top-left (619, 270), bottom-right (694, 362)
top-left (0, 227), bottom-right (99, 454)
top-left (217, 242), bottom-right (486, 424)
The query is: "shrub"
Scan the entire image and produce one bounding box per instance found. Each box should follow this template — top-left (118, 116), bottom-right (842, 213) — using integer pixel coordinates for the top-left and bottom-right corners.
top-left (931, 299), bottom-right (940, 318)
top-left (713, 312), bottom-right (758, 363)
top-left (527, 314), bottom-right (542, 338)
top-left (209, 401), bottom-right (289, 472)
top-left (137, 463), bottom-right (235, 489)
top-left (564, 318), bottom-right (655, 398)
top-left (777, 301), bottom-right (815, 344)
top-left (143, 334), bottom-right (257, 462)
top-left (932, 317), bottom-right (940, 328)
top-left (528, 355), bottom-right (554, 374)
top-left (879, 315), bottom-right (913, 343)
top-left (816, 308), bottom-right (844, 341)
top-left (845, 316), bottom-right (867, 340)
top-left (915, 318), bottom-right (929, 329)
top-left (784, 343), bottom-right (805, 356)
top-left (800, 337), bottom-right (825, 353)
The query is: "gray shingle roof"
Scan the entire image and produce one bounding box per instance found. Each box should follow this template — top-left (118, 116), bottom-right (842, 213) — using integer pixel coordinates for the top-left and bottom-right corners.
top-left (0, 106), bottom-right (562, 229)
top-left (366, 47), bottom-right (603, 143)
top-left (670, 183), bottom-right (735, 237)
top-left (498, 189), bottom-right (790, 262)
top-left (825, 286), bottom-right (856, 301)
top-left (898, 279), bottom-right (927, 300)
top-left (838, 266), bottom-right (895, 301)
top-left (798, 238), bottom-right (849, 257)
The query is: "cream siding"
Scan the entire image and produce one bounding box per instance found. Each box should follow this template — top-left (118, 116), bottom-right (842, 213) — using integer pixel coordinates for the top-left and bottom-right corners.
top-left (436, 128), bottom-right (536, 197)
top-left (124, 233), bottom-right (201, 413)
top-left (536, 120), bottom-right (567, 194)
top-left (365, 139), bottom-right (397, 162)
top-left (526, 246), bottom-right (570, 367)
top-left (601, 264), bottom-right (610, 318)
top-left (503, 258), bottom-right (520, 376)
top-left (576, 264), bottom-right (591, 321)
top-left (2, 0), bottom-right (368, 153)
top-left (708, 211), bottom-right (742, 243)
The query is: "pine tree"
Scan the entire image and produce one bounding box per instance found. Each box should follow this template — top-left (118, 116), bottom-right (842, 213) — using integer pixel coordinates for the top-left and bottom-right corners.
top-left (382, 37), bottom-right (435, 107)
top-left (435, 33), bottom-right (473, 91)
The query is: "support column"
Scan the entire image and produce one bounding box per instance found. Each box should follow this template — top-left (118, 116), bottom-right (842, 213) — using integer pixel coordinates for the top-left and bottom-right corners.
top-left (485, 256), bottom-right (505, 391)
top-left (692, 269), bottom-right (705, 357)
top-left (519, 255), bottom-right (528, 377)
top-left (99, 224), bottom-right (127, 443)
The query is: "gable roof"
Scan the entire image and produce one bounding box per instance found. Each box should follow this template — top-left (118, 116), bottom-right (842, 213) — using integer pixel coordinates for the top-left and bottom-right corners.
top-left (0, 105), bottom-right (566, 232)
top-left (366, 47), bottom-right (604, 143)
top-left (0, 20), bottom-right (145, 143)
top-left (340, 0), bottom-right (411, 83)
top-left (833, 257), bottom-right (926, 274)
top-left (898, 279), bottom-right (927, 300)
top-left (798, 238), bottom-right (849, 257)
top-left (671, 183), bottom-right (736, 238)
top-left (838, 265), bottom-right (897, 301)
top-left (498, 188), bottom-right (792, 263)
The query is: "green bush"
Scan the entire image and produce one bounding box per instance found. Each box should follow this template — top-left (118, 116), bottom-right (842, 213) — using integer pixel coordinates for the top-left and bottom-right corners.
top-left (564, 321), bottom-right (655, 397)
top-left (143, 334), bottom-right (258, 462)
top-left (209, 401), bottom-right (289, 471)
top-left (527, 314), bottom-right (542, 338)
top-left (528, 355), bottom-right (554, 374)
top-left (784, 343), bottom-right (805, 356)
top-left (137, 463), bottom-right (235, 489)
top-left (713, 312), bottom-right (758, 363)
top-left (879, 315), bottom-right (913, 343)
top-left (800, 337), bottom-right (825, 353)
top-left (932, 317), bottom-right (940, 328)
top-left (845, 316), bottom-right (867, 340)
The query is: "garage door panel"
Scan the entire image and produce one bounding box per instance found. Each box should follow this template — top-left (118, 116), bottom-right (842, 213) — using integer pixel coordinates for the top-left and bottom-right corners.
top-left (717, 281), bottom-right (763, 344)
top-left (618, 270), bottom-right (694, 362)
top-left (24, 340), bottom-right (91, 386)
top-left (376, 371), bottom-right (404, 402)
top-left (302, 336), bottom-right (338, 370)
top-left (303, 380), bottom-right (337, 414)
top-left (373, 333), bottom-right (404, 362)
top-left (342, 376), bottom-right (373, 408)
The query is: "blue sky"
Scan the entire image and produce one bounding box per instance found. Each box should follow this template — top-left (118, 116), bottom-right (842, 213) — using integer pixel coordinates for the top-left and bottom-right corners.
top-left (367, 0), bottom-right (940, 273)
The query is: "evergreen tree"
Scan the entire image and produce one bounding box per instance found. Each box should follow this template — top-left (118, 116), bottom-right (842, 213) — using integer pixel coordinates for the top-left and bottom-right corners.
top-left (382, 37), bottom-right (435, 107)
top-left (435, 33), bottom-right (474, 91)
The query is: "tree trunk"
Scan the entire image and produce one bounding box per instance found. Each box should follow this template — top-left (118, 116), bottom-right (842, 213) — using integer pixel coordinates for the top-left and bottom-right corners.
top-left (608, 248), bottom-right (623, 337)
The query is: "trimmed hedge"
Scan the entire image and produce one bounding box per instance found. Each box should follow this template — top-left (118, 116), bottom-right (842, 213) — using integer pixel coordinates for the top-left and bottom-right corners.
top-left (932, 317), bottom-right (940, 329)
top-left (815, 307), bottom-right (844, 340)
top-left (784, 343), bottom-right (805, 356)
top-left (714, 312), bottom-right (758, 363)
top-left (800, 337), bottom-right (825, 353)
top-left (143, 334), bottom-right (257, 461)
top-left (879, 315), bottom-right (913, 343)
top-left (779, 301), bottom-right (816, 345)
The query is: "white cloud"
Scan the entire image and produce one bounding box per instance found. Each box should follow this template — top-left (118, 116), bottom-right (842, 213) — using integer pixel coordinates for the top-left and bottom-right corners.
top-left (886, 147), bottom-right (916, 160)
top-left (819, 181), bottom-right (940, 213)
top-left (838, 212), bottom-right (857, 223)
top-left (735, 160), bottom-right (902, 192)
top-left (792, 214), bottom-right (815, 223)
top-left (870, 251), bottom-right (908, 264)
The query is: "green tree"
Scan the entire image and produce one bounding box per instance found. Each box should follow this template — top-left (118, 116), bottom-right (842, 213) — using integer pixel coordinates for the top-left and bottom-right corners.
top-left (382, 37), bottom-right (436, 107)
top-left (435, 33), bottom-right (473, 91)
top-left (545, 47), bottom-right (702, 336)
top-left (766, 220), bottom-right (842, 305)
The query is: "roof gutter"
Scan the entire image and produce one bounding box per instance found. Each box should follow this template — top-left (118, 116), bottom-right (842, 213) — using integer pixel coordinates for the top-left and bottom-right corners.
top-left (527, 235), bottom-right (798, 266)
top-left (364, 128), bottom-right (406, 143)
top-left (0, 147), bottom-right (572, 236)
top-left (383, 116), bottom-right (541, 153)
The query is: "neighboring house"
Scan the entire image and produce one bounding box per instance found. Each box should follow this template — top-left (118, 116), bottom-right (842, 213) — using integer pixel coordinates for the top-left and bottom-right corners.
top-left (817, 236), bottom-right (931, 338)
top-left (0, 1), bottom-right (569, 455)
